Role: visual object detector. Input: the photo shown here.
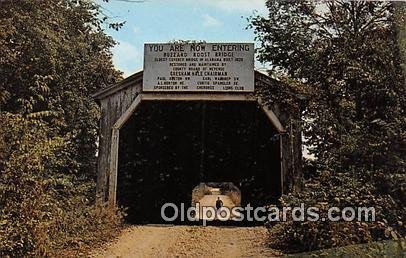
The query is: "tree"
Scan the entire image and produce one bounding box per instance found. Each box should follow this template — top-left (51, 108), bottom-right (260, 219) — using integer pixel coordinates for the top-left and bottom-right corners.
top-left (251, 0), bottom-right (405, 252)
top-left (0, 0), bottom-right (123, 255)
top-left (0, 0), bottom-right (122, 177)
top-left (251, 0), bottom-right (405, 174)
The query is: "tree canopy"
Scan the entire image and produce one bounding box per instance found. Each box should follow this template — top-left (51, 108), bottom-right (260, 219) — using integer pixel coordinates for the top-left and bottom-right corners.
top-left (251, 0), bottom-right (405, 252)
top-left (252, 0), bottom-right (405, 174)
top-left (0, 0), bottom-right (123, 176)
top-left (0, 0), bottom-right (123, 255)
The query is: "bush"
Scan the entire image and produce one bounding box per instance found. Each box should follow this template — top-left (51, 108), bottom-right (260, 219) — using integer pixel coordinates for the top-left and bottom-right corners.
top-left (266, 170), bottom-right (404, 253)
top-left (0, 113), bottom-right (123, 257)
top-left (50, 203), bottom-right (124, 256)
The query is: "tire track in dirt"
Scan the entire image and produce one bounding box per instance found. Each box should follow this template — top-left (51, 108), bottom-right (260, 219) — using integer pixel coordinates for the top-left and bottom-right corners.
top-left (91, 225), bottom-right (280, 257)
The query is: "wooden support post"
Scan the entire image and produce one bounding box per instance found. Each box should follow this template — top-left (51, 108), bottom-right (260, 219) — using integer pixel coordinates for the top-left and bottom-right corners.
top-left (279, 134), bottom-right (284, 195)
top-left (108, 94), bottom-right (143, 206)
top-left (109, 128), bottom-right (119, 206)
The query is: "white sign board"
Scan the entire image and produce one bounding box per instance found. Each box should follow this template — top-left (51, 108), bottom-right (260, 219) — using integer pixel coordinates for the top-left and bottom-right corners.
top-left (143, 43), bottom-right (254, 92)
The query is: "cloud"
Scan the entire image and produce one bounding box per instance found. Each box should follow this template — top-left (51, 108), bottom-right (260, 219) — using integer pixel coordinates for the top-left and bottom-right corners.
top-left (112, 40), bottom-right (141, 76)
top-left (202, 14), bottom-right (222, 27)
top-left (194, 0), bottom-right (267, 14)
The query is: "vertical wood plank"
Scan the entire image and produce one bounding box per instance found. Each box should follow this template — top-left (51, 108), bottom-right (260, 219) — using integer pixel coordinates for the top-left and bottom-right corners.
top-left (109, 128), bottom-right (119, 206)
top-left (279, 134), bottom-right (284, 195)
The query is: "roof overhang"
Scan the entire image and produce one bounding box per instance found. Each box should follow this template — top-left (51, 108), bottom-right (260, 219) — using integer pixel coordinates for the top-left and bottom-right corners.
top-left (91, 70), bottom-right (293, 101)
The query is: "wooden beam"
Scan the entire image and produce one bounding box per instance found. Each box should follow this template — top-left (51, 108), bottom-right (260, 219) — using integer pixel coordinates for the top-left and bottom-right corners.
top-left (92, 70), bottom-right (143, 100)
top-left (109, 128), bottom-right (119, 206)
top-left (113, 94), bottom-right (143, 129)
top-left (257, 98), bottom-right (285, 133)
top-left (141, 93), bottom-right (256, 102)
top-left (109, 94), bottom-right (143, 206)
top-left (279, 134), bottom-right (284, 195)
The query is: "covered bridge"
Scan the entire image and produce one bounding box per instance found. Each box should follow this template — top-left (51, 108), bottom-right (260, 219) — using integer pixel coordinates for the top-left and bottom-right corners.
top-left (93, 70), bottom-right (303, 222)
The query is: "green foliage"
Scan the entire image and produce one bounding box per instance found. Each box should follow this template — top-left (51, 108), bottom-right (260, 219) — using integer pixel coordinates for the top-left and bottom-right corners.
top-left (0, 0), bottom-right (124, 256)
top-left (252, 0), bottom-right (405, 253)
top-left (0, 107), bottom-right (123, 257)
top-left (0, 113), bottom-right (67, 256)
top-left (251, 0), bottom-right (405, 172)
top-left (287, 239), bottom-right (406, 257)
top-left (267, 170), bottom-right (404, 253)
top-left (0, 0), bottom-right (122, 177)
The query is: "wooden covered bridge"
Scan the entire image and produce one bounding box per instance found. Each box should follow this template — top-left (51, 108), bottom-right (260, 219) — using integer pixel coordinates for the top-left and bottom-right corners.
top-left (93, 70), bottom-right (303, 222)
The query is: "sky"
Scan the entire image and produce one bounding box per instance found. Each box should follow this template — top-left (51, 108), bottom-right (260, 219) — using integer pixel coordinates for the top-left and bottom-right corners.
top-left (96, 0), bottom-right (269, 76)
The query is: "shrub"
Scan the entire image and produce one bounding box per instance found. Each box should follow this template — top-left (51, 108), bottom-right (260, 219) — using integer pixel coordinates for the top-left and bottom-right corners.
top-left (266, 170), bottom-right (404, 253)
top-left (0, 113), bottom-right (123, 257)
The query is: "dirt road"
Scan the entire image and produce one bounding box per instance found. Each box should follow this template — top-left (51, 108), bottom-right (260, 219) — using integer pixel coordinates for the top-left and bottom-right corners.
top-left (91, 225), bottom-right (279, 257)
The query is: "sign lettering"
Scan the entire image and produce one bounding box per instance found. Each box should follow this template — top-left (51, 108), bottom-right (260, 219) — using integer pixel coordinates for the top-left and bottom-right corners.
top-left (143, 43), bottom-right (254, 92)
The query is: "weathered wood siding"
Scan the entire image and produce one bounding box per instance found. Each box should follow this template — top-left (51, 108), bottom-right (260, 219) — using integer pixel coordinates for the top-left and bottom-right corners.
top-left (96, 81), bottom-right (142, 203)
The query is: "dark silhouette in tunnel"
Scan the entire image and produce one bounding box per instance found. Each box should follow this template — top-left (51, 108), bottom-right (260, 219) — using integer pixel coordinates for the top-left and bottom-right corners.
top-left (116, 101), bottom-right (281, 224)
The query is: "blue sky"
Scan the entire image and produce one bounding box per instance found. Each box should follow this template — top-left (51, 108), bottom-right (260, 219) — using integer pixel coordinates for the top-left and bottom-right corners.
top-left (97, 0), bottom-right (268, 76)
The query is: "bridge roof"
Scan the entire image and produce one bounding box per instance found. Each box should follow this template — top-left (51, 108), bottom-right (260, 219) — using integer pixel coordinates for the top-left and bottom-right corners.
top-left (91, 70), bottom-right (303, 101)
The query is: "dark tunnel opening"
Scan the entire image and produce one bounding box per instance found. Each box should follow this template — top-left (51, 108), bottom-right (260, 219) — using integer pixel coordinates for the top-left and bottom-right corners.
top-left (117, 101), bottom-right (281, 224)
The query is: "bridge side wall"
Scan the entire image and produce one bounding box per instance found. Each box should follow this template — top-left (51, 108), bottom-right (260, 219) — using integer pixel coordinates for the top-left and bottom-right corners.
top-left (96, 82), bottom-right (142, 203)
top-left (254, 73), bottom-right (303, 194)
